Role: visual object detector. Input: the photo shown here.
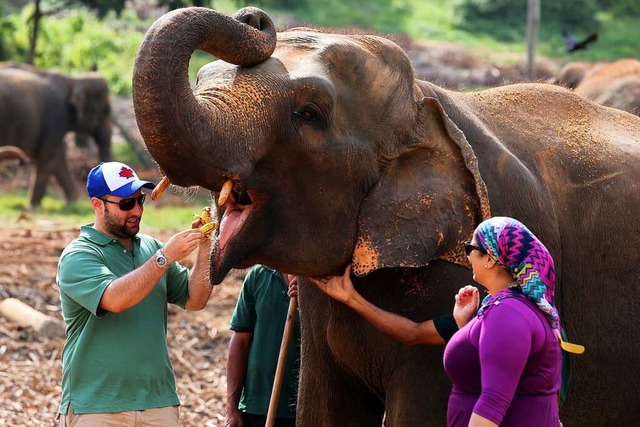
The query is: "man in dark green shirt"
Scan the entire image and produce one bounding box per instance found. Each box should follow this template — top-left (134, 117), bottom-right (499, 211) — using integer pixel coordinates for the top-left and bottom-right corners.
top-left (56, 161), bottom-right (213, 426)
top-left (226, 265), bottom-right (300, 427)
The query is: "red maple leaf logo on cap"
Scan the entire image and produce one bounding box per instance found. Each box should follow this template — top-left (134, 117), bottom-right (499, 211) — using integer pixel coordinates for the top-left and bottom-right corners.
top-left (119, 167), bottom-right (134, 179)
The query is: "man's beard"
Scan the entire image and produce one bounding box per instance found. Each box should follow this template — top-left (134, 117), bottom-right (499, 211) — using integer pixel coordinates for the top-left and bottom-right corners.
top-left (104, 206), bottom-right (140, 238)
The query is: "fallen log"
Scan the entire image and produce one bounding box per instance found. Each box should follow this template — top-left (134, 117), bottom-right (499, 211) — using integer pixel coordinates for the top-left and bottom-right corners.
top-left (0, 298), bottom-right (65, 339)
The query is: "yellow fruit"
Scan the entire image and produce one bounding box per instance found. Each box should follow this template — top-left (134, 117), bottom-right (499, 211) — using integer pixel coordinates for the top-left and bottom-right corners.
top-left (200, 221), bottom-right (219, 235)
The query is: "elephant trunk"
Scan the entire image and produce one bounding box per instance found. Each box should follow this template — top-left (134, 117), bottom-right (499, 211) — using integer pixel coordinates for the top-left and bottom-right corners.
top-left (132, 7), bottom-right (277, 187)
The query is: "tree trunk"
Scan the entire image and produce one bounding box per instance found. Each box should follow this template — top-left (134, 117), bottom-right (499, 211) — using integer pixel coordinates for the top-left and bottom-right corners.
top-left (27, 0), bottom-right (42, 65)
top-left (526, 0), bottom-right (540, 81)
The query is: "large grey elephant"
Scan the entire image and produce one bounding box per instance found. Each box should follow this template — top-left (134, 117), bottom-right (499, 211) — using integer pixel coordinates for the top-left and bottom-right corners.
top-left (574, 58), bottom-right (640, 116)
top-left (132, 7), bottom-right (640, 426)
top-left (0, 64), bottom-right (112, 207)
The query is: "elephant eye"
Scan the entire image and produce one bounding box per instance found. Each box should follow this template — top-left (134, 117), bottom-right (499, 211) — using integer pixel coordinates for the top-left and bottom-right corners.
top-left (293, 103), bottom-right (323, 124)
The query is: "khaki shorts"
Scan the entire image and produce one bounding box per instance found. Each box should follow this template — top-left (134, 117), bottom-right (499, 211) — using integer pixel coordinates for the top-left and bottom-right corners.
top-left (59, 404), bottom-right (179, 427)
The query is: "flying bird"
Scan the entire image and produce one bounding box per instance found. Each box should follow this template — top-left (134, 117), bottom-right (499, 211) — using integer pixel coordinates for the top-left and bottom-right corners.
top-left (563, 30), bottom-right (598, 53)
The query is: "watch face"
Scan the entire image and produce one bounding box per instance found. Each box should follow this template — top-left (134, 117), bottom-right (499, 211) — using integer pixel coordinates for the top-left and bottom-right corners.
top-left (156, 251), bottom-right (167, 268)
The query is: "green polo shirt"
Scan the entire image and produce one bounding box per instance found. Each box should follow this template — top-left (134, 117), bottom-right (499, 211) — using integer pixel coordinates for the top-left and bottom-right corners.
top-left (56, 224), bottom-right (190, 414)
top-left (230, 265), bottom-right (300, 419)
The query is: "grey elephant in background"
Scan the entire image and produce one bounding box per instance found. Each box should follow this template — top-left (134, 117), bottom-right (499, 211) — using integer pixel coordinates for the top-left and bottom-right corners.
top-left (0, 64), bottom-right (112, 207)
top-left (574, 58), bottom-right (640, 116)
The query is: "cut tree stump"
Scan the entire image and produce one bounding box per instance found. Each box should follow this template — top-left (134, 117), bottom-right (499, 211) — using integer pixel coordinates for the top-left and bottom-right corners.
top-left (0, 298), bottom-right (65, 338)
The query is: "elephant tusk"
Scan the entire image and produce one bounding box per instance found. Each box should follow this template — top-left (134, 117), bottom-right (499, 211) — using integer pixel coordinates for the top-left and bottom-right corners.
top-left (218, 179), bottom-right (233, 206)
top-left (151, 176), bottom-right (171, 201)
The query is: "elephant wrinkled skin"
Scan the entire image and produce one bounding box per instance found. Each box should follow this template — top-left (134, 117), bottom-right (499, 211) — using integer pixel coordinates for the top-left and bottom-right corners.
top-left (0, 63), bottom-right (112, 208)
top-left (132, 7), bottom-right (640, 426)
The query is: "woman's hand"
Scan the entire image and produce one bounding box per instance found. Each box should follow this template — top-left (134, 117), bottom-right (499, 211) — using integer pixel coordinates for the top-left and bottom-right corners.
top-left (307, 264), bottom-right (355, 304)
top-left (453, 285), bottom-right (480, 328)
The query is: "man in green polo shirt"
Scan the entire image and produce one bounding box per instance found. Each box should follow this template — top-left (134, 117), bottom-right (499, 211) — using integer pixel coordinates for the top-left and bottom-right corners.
top-left (225, 265), bottom-right (300, 427)
top-left (56, 161), bottom-right (213, 426)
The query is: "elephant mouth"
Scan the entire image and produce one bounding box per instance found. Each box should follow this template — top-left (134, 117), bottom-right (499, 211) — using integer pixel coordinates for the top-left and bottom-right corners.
top-left (217, 184), bottom-right (254, 253)
top-left (210, 180), bottom-right (257, 283)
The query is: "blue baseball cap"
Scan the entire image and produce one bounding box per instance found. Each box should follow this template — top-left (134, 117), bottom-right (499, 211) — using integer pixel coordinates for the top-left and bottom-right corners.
top-left (87, 162), bottom-right (156, 199)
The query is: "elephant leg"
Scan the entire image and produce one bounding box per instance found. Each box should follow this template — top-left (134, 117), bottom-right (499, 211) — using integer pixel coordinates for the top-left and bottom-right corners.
top-left (382, 346), bottom-right (450, 426)
top-left (93, 119), bottom-right (112, 162)
top-left (297, 344), bottom-right (384, 426)
top-left (53, 150), bottom-right (78, 204)
top-left (298, 285), bottom-right (385, 426)
top-left (29, 158), bottom-right (56, 208)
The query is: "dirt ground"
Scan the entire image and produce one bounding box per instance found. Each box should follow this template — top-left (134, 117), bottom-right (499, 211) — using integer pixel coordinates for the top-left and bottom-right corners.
top-left (0, 34), bottom-right (562, 426)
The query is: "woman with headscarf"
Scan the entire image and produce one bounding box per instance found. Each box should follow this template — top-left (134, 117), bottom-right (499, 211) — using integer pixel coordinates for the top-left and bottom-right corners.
top-left (308, 216), bottom-right (583, 427)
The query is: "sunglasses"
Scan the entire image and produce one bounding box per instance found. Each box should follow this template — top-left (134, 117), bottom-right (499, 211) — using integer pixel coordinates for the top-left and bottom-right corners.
top-left (464, 241), bottom-right (485, 256)
top-left (100, 194), bottom-right (146, 211)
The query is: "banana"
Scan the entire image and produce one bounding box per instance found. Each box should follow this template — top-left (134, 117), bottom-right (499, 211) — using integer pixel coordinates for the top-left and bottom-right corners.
top-left (218, 180), bottom-right (233, 206)
top-left (151, 176), bottom-right (170, 201)
top-left (193, 206), bottom-right (218, 236)
top-left (200, 221), bottom-right (219, 236)
top-left (200, 206), bottom-right (212, 224)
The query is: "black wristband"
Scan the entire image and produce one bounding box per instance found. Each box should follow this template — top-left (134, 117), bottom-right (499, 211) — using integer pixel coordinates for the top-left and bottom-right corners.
top-left (433, 313), bottom-right (459, 342)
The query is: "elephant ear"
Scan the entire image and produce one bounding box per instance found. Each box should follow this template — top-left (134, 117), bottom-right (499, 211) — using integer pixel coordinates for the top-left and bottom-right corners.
top-left (352, 97), bottom-right (491, 277)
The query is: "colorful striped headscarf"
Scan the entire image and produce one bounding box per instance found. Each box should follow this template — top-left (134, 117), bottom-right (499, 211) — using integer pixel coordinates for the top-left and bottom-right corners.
top-left (475, 216), bottom-right (560, 330)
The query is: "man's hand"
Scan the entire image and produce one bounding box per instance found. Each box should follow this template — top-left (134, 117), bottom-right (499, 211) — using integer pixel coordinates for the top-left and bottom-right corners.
top-left (161, 229), bottom-right (203, 264)
top-left (286, 275), bottom-right (298, 298)
top-left (453, 285), bottom-right (480, 328)
top-left (307, 264), bottom-right (355, 304)
top-left (224, 408), bottom-right (243, 427)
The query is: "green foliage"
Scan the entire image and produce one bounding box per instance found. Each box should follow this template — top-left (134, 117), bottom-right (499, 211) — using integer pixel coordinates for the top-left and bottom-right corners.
top-left (111, 141), bottom-right (141, 168)
top-left (597, 0), bottom-right (640, 16)
top-left (295, 0), bottom-right (411, 33)
top-left (156, 0), bottom-right (213, 10)
top-left (453, 0), bottom-right (599, 42)
top-left (0, 16), bottom-right (18, 60)
top-left (5, 7), bottom-right (144, 94)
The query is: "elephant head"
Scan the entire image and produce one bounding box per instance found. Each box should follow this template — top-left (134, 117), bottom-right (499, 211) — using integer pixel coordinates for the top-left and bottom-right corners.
top-left (133, 7), bottom-right (488, 283)
top-left (68, 73), bottom-right (113, 161)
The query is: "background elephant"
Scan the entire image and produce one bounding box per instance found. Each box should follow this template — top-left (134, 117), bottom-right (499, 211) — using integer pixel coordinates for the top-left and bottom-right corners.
top-left (549, 60), bottom-right (605, 89)
top-left (0, 63), bottom-right (112, 207)
top-left (132, 7), bottom-right (640, 426)
top-left (574, 58), bottom-right (640, 116)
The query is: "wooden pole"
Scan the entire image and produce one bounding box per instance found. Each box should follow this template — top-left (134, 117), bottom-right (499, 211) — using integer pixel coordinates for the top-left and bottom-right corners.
top-left (265, 296), bottom-right (298, 427)
top-left (526, 0), bottom-right (541, 81)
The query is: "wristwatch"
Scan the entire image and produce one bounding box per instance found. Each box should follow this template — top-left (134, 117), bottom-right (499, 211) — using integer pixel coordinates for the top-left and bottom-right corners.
top-left (155, 249), bottom-right (170, 269)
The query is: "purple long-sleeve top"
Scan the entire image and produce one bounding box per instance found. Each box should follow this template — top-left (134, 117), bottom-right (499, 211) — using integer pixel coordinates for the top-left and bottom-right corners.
top-left (443, 290), bottom-right (562, 427)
